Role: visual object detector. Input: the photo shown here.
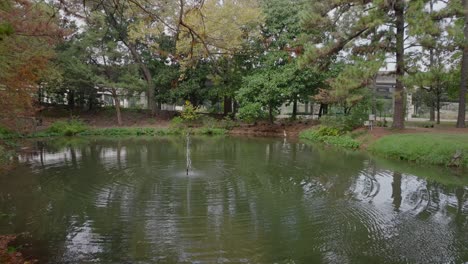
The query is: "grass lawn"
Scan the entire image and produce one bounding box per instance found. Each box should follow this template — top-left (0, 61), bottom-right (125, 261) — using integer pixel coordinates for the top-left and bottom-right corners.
top-left (368, 133), bottom-right (468, 167)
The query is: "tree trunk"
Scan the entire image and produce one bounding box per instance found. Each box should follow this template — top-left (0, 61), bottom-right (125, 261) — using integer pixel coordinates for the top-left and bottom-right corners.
top-left (436, 96), bottom-right (441, 124)
top-left (223, 96), bottom-right (233, 116)
top-left (127, 43), bottom-right (156, 114)
top-left (292, 97), bottom-right (298, 120)
top-left (268, 105), bottom-right (274, 124)
top-left (371, 75), bottom-right (377, 115)
top-left (113, 93), bottom-right (122, 126)
top-left (68, 90), bottom-right (75, 110)
top-left (429, 3), bottom-right (436, 123)
top-left (233, 99), bottom-right (238, 114)
top-left (430, 106), bottom-right (435, 122)
top-left (392, 0), bottom-right (406, 129)
top-left (457, 0), bottom-right (468, 128)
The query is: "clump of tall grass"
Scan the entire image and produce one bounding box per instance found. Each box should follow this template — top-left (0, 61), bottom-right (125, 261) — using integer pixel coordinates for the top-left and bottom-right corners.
top-left (299, 126), bottom-right (360, 149)
top-left (45, 120), bottom-right (89, 136)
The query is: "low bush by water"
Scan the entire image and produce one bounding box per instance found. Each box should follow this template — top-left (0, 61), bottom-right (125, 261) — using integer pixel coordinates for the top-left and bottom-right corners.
top-left (299, 126), bottom-right (361, 149)
top-left (0, 120), bottom-right (227, 139)
top-left (45, 120), bottom-right (89, 136)
top-left (80, 127), bottom-right (226, 136)
top-left (369, 133), bottom-right (468, 167)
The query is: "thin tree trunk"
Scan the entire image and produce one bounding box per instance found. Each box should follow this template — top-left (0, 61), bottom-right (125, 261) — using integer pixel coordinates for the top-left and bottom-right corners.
top-left (292, 97), bottom-right (298, 120)
top-left (429, 2), bottom-right (436, 123)
top-left (436, 96), bottom-right (441, 124)
top-left (268, 105), bottom-right (274, 124)
top-left (113, 92), bottom-right (122, 126)
top-left (67, 90), bottom-right (75, 119)
top-left (223, 96), bottom-right (232, 116)
top-left (457, 0), bottom-right (468, 128)
top-left (310, 102), bottom-right (315, 119)
top-left (127, 43), bottom-right (156, 114)
top-left (430, 106), bottom-right (435, 122)
top-left (393, 0), bottom-right (405, 129)
top-left (233, 99), bottom-right (238, 114)
top-left (371, 75), bottom-right (377, 115)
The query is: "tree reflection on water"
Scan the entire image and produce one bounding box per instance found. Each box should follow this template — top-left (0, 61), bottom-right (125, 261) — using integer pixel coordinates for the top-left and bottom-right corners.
top-left (0, 137), bottom-right (467, 263)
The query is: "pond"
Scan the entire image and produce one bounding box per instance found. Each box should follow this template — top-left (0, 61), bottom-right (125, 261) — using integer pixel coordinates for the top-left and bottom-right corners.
top-left (0, 136), bottom-right (467, 263)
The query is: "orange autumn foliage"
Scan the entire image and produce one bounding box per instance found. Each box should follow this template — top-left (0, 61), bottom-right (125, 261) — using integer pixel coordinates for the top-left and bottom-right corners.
top-left (0, 0), bottom-right (64, 130)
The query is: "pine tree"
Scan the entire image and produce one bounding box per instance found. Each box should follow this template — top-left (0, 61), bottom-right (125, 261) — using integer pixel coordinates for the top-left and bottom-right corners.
top-left (301, 0), bottom-right (430, 129)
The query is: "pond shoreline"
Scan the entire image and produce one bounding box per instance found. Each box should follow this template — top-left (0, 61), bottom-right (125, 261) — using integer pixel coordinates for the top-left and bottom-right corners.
top-left (2, 123), bottom-right (468, 171)
top-left (299, 126), bottom-right (468, 169)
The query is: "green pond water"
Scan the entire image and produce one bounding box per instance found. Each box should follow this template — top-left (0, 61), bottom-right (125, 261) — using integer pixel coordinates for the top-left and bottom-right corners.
top-left (0, 136), bottom-right (467, 263)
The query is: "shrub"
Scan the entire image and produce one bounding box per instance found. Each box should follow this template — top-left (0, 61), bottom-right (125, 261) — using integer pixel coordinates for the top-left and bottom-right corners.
top-left (195, 127), bottom-right (226, 135)
top-left (422, 122), bottom-right (435, 128)
top-left (315, 126), bottom-right (342, 137)
top-left (376, 119), bottom-right (388, 127)
top-left (200, 116), bottom-right (238, 130)
top-left (218, 116), bottom-right (238, 130)
top-left (237, 102), bottom-right (268, 123)
top-left (46, 120), bottom-right (89, 136)
top-left (0, 126), bottom-right (11, 136)
top-left (320, 113), bottom-right (367, 132)
top-left (320, 101), bottom-right (370, 132)
top-left (319, 116), bottom-right (348, 132)
top-left (0, 126), bottom-right (18, 139)
top-left (345, 102), bottom-right (369, 130)
top-left (321, 135), bottom-right (361, 149)
top-left (79, 127), bottom-right (185, 137)
top-left (300, 127), bottom-right (360, 149)
top-left (170, 116), bottom-right (185, 129)
top-left (201, 116), bottom-right (218, 128)
top-left (181, 101), bottom-right (199, 122)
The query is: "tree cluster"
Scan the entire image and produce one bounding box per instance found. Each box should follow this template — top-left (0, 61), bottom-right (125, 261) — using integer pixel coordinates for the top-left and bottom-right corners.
top-left (1, 0), bottom-right (468, 128)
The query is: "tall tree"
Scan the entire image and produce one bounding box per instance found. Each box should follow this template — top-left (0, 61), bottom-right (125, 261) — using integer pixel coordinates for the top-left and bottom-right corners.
top-left (86, 13), bottom-right (145, 125)
top-left (405, 0), bottom-right (456, 124)
top-left (301, 0), bottom-right (432, 129)
top-left (58, 0), bottom-right (164, 113)
top-left (0, 0), bottom-right (63, 129)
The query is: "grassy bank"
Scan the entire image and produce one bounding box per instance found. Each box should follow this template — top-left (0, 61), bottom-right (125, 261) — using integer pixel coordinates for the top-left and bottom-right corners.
top-left (0, 120), bottom-right (227, 139)
top-left (299, 126), bottom-right (361, 149)
top-left (77, 127), bottom-right (227, 136)
top-left (369, 133), bottom-right (468, 168)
